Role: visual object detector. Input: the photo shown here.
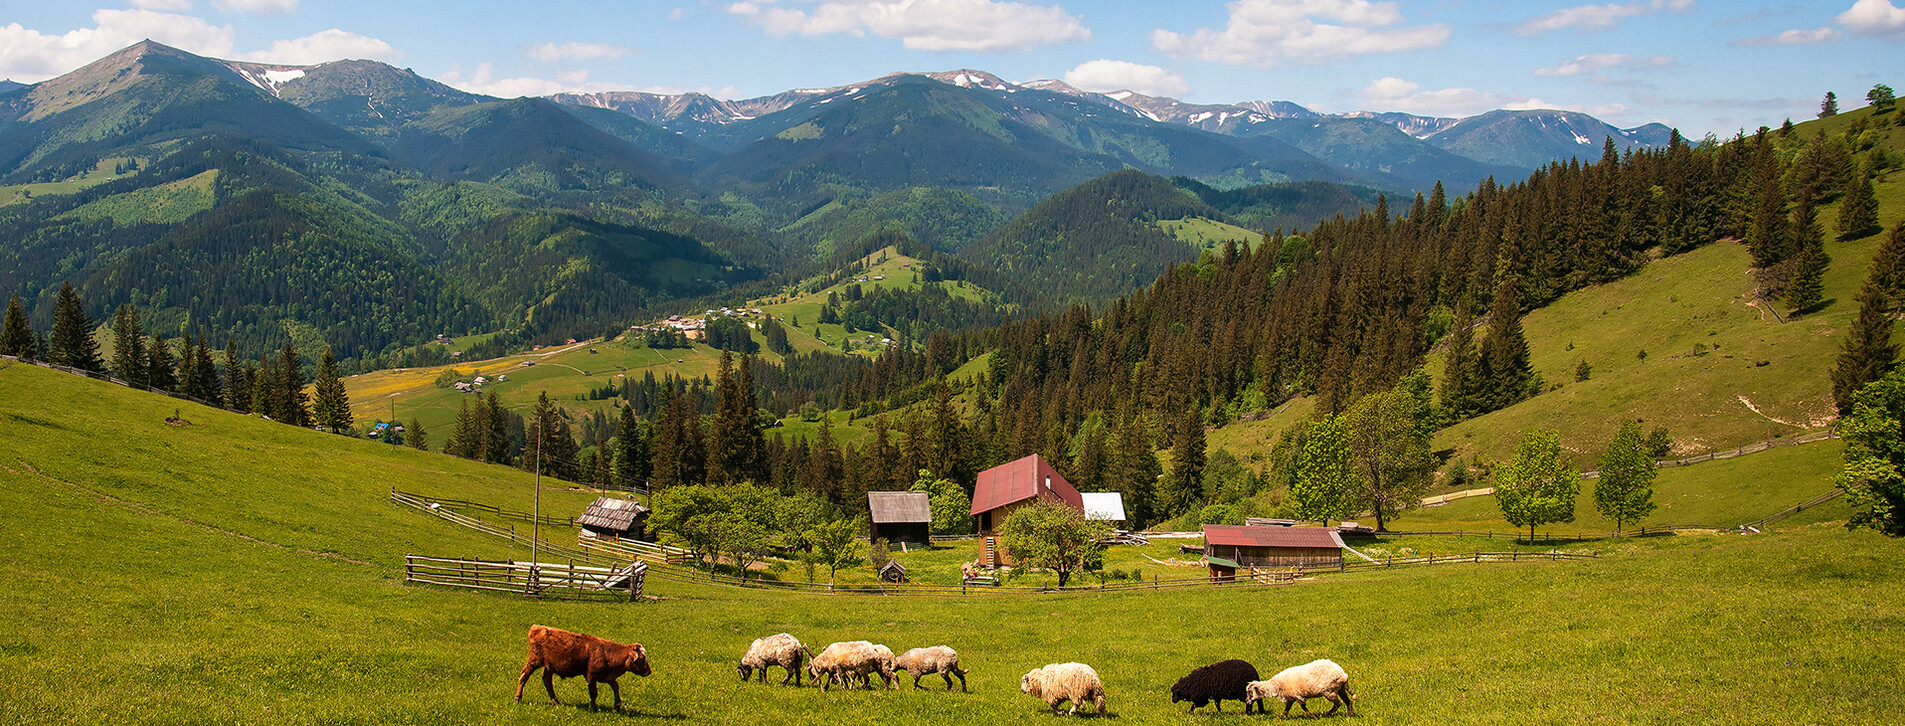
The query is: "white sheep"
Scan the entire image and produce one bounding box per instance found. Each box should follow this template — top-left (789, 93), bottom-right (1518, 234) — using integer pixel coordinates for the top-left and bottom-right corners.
top-left (737, 633), bottom-right (812, 686)
top-left (1244, 659), bottom-right (1356, 717)
top-left (1020, 662), bottom-right (1106, 716)
top-left (806, 641), bottom-right (897, 691)
top-left (894, 645), bottom-right (969, 691)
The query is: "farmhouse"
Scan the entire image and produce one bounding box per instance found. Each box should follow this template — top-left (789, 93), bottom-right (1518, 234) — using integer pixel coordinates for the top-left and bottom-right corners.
top-left (1201, 524), bottom-right (1344, 581)
top-left (867, 491), bottom-right (931, 544)
top-left (970, 453), bottom-right (1081, 536)
top-left (575, 497), bottom-right (650, 541)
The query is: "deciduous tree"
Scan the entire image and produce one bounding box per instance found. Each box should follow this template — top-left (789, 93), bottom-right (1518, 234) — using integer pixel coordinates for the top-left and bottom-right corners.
top-left (998, 498), bottom-right (1111, 587)
top-left (1837, 368), bottom-right (1905, 537)
top-left (1290, 415), bottom-right (1357, 524)
top-left (1345, 388), bottom-right (1435, 531)
top-left (1494, 429), bottom-right (1581, 541)
top-left (1594, 419), bottom-right (1658, 533)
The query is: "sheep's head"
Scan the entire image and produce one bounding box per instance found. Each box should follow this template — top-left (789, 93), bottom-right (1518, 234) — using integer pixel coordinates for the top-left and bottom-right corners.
top-left (1020, 670), bottom-right (1042, 695)
top-left (736, 663), bottom-right (753, 681)
top-left (625, 644), bottom-right (652, 677)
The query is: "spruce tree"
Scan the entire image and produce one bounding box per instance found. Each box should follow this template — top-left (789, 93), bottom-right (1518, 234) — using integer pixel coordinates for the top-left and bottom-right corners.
top-left (446, 400), bottom-right (477, 458)
top-left (1785, 196), bottom-right (1830, 313)
top-left (251, 351), bottom-right (274, 418)
top-left (1594, 419), bottom-right (1658, 533)
top-left (1839, 173), bottom-right (1880, 240)
top-left (1159, 406), bottom-right (1207, 519)
top-left (311, 346), bottom-right (353, 434)
top-left (49, 282), bottom-right (103, 372)
top-left (1820, 91), bottom-right (1838, 118)
top-left (482, 391), bottom-right (513, 464)
top-left (1481, 280), bottom-right (1534, 411)
top-left (109, 304), bottom-right (147, 386)
top-left (1833, 281), bottom-right (1900, 415)
top-left (148, 337), bottom-right (179, 393)
top-left (278, 344), bottom-right (308, 427)
top-left (613, 403), bottom-right (649, 488)
top-left (1746, 145), bottom-right (1792, 271)
top-left (1115, 405), bottom-right (1159, 527)
top-left (189, 332), bottom-right (222, 406)
top-left (407, 417), bottom-right (429, 451)
top-left (529, 391), bottom-right (577, 480)
top-left (0, 295), bottom-right (34, 358)
top-left (224, 340), bottom-right (248, 413)
top-left (1873, 224), bottom-right (1905, 312)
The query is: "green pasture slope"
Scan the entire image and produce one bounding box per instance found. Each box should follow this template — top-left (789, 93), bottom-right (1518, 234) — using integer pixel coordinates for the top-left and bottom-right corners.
top-left (3, 360), bottom-right (1902, 724)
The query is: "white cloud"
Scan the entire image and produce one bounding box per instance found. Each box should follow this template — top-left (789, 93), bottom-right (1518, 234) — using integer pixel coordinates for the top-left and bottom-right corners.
top-left (727, 0), bottom-right (1089, 52)
top-left (1533, 53), bottom-right (1674, 77)
top-left (1360, 76), bottom-right (1626, 117)
top-left (527, 42), bottom-right (629, 62)
top-left (214, 0), bottom-right (298, 14)
top-left (439, 63), bottom-right (676, 98)
top-left (0, 9), bottom-right (234, 81)
top-left (131, 0), bottom-right (196, 10)
top-left (1839, 0), bottom-right (1905, 37)
top-left (1063, 59), bottom-right (1189, 97)
top-left (1151, 0), bottom-right (1449, 68)
top-left (1516, 0), bottom-right (1694, 37)
top-left (1736, 27), bottom-right (1843, 45)
top-left (240, 28), bottom-right (398, 64)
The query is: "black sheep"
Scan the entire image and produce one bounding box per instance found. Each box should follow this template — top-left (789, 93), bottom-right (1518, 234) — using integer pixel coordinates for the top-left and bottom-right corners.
top-left (1170, 658), bottom-right (1260, 713)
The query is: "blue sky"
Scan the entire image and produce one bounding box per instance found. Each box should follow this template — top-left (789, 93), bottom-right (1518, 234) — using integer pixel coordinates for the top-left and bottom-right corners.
top-left (2, 1), bottom-right (1901, 136)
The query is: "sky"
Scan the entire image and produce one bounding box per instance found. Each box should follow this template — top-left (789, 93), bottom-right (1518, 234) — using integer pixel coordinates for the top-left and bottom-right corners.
top-left (1, 0), bottom-right (1902, 137)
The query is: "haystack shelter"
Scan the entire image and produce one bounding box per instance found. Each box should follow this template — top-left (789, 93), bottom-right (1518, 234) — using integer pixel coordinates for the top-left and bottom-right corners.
top-left (970, 454), bottom-right (1082, 535)
top-left (576, 497), bottom-right (649, 540)
top-left (867, 491), bottom-right (932, 544)
top-left (1201, 524), bottom-right (1344, 581)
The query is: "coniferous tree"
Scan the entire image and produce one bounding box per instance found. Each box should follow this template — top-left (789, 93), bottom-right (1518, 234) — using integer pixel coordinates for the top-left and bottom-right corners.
top-left (278, 344), bottom-right (308, 427)
top-left (529, 391), bottom-right (577, 480)
top-left (446, 400), bottom-right (477, 458)
top-left (407, 417), bottom-right (429, 452)
top-left (927, 380), bottom-right (966, 484)
top-left (224, 339), bottom-right (249, 413)
top-left (148, 338), bottom-right (179, 393)
top-left (311, 347), bottom-right (353, 434)
top-left (799, 416), bottom-right (843, 501)
top-left (1785, 195), bottom-right (1830, 313)
top-left (1834, 281), bottom-right (1900, 415)
top-left (1158, 406), bottom-right (1206, 519)
top-left (482, 391), bottom-right (514, 464)
top-left (1839, 172), bottom-right (1880, 240)
top-left (613, 403), bottom-right (649, 488)
top-left (251, 350), bottom-right (274, 418)
top-left (109, 304), bottom-right (147, 387)
top-left (1820, 91), bottom-right (1839, 118)
top-left (1746, 144), bottom-right (1792, 272)
top-left (649, 388), bottom-right (689, 488)
top-left (1480, 280), bottom-right (1535, 411)
top-left (49, 282), bottom-right (103, 372)
top-left (188, 332), bottom-right (222, 405)
top-left (1872, 224), bottom-right (1905, 313)
top-left (0, 296), bottom-right (35, 358)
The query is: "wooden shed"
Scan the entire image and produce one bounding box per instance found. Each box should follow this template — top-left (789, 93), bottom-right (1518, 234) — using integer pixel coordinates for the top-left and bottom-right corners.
top-left (1202, 524), bottom-right (1344, 581)
top-left (868, 491), bottom-right (932, 543)
top-left (970, 454), bottom-right (1082, 536)
top-left (576, 497), bottom-right (649, 541)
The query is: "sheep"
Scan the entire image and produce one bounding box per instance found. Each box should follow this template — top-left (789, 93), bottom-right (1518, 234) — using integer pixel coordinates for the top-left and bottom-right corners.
top-left (737, 633), bottom-right (813, 686)
top-left (1019, 662), bottom-right (1106, 716)
top-left (894, 645), bottom-right (969, 691)
top-left (806, 641), bottom-right (897, 691)
top-left (1244, 659), bottom-right (1356, 717)
top-left (1169, 658), bottom-right (1259, 713)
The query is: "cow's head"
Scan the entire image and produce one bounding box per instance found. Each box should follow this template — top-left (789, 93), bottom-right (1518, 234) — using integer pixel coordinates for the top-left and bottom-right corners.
top-left (626, 644), bottom-right (652, 677)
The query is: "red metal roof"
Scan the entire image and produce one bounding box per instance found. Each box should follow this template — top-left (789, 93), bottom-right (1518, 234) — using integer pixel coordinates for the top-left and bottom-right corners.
top-left (970, 454), bottom-right (1082, 515)
top-left (1202, 524), bottom-right (1344, 549)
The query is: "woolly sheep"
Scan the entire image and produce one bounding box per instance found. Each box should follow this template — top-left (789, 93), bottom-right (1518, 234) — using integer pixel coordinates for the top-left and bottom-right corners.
top-left (1244, 659), bottom-right (1356, 717)
top-left (894, 645), bottom-right (969, 691)
top-left (1170, 658), bottom-right (1259, 713)
top-left (737, 633), bottom-right (812, 686)
top-left (1020, 662), bottom-right (1106, 716)
top-left (807, 641), bottom-right (897, 691)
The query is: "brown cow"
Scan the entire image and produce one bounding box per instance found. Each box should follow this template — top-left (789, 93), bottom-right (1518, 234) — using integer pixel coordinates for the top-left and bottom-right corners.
top-left (514, 625), bottom-right (652, 710)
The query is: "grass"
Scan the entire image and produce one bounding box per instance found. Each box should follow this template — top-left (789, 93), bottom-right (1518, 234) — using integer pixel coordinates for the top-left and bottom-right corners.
top-left (4, 361), bottom-right (1903, 724)
top-left (1157, 217), bottom-right (1260, 251)
top-left (0, 156), bottom-right (141, 206)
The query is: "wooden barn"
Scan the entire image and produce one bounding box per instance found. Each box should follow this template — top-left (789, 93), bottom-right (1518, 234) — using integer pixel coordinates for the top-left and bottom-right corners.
top-left (576, 497), bottom-right (649, 541)
top-left (867, 491), bottom-right (932, 544)
top-left (1201, 524), bottom-right (1344, 581)
top-left (970, 454), bottom-right (1082, 536)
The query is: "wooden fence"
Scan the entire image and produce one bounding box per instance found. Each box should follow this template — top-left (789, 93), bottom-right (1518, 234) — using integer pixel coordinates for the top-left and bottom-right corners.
top-left (1737, 489), bottom-right (1845, 530)
top-left (390, 489), bottom-right (623, 568)
top-left (403, 555), bottom-right (647, 601)
top-left (394, 489), bottom-right (575, 528)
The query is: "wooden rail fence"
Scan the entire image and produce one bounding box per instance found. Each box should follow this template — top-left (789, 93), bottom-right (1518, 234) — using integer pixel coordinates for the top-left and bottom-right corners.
top-left (403, 555), bottom-right (647, 601)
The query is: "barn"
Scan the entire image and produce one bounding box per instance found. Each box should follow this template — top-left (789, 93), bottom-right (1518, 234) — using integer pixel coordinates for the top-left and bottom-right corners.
top-left (576, 497), bottom-right (649, 541)
top-left (867, 491), bottom-right (932, 544)
top-left (970, 454), bottom-right (1082, 535)
top-left (1201, 524), bottom-right (1344, 581)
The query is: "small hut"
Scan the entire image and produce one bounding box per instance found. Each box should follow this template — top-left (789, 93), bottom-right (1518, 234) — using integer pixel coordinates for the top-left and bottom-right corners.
top-left (1201, 524), bottom-right (1344, 581)
top-left (576, 497), bottom-right (650, 541)
top-left (867, 491), bottom-right (932, 544)
top-left (878, 560), bottom-right (908, 584)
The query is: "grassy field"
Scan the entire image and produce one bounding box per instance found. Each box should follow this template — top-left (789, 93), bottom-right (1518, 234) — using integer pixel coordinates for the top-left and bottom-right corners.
top-left (1158, 217), bottom-right (1261, 250)
top-left (6, 362), bottom-right (1903, 724)
top-left (0, 156), bottom-right (142, 206)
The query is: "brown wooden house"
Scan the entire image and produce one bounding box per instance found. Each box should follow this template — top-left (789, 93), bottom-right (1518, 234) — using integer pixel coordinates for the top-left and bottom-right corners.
top-left (970, 454), bottom-right (1082, 535)
top-left (1202, 524), bottom-right (1344, 581)
top-left (867, 491), bottom-right (932, 544)
top-left (577, 497), bottom-right (650, 541)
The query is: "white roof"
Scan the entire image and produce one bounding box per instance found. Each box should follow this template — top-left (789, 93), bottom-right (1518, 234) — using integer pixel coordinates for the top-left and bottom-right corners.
top-left (1081, 492), bottom-right (1126, 521)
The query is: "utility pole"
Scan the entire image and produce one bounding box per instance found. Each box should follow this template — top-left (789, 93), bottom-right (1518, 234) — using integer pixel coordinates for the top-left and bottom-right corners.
top-left (533, 426), bottom-right (542, 567)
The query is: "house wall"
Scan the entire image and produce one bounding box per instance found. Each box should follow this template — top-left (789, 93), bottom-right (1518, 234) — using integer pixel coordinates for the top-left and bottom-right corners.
top-left (872, 522), bottom-right (930, 544)
top-left (1207, 544), bottom-right (1342, 569)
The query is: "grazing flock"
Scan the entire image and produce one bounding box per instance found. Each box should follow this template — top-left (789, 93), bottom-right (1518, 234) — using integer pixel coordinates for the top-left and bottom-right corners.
top-left (515, 625), bottom-right (1355, 717)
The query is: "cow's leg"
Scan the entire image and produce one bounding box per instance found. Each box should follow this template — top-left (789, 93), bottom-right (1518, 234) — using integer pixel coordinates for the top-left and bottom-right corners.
top-left (542, 669), bottom-right (560, 705)
top-left (515, 664), bottom-right (537, 703)
top-left (587, 679), bottom-right (600, 711)
top-left (610, 679), bottom-right (622, 710)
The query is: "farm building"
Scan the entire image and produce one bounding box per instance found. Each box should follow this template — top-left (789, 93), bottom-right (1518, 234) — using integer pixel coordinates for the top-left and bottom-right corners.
top-left (1080, 492), bottom-right (1126, 523)
top-left (576, 497), bottom-right (650, 541)
top-left (970, 453), bottom-right (1082, 536)
top-left (1201, 524), bottom-right (1344, 581)
top-left (867, 491), bottom-right (932, 544)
